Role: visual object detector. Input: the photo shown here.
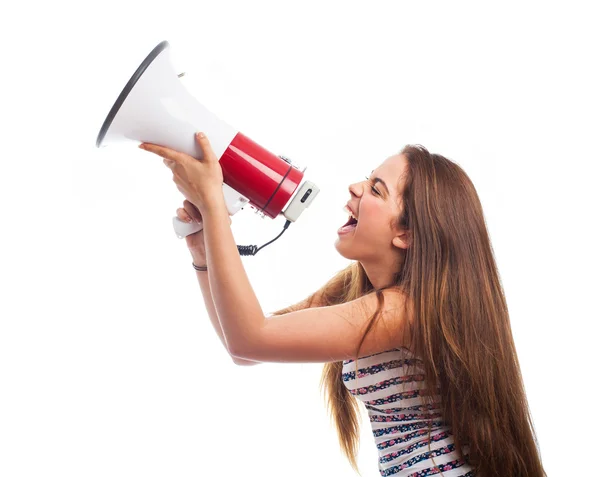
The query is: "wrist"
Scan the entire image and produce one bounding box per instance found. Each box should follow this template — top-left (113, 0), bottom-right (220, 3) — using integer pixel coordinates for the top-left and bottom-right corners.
top-left (189, 249), bottom-right (206, 265)
top-left (197, 193), bottom-right (228, 216)
top-left (192, 262), bottom-right (208, 272)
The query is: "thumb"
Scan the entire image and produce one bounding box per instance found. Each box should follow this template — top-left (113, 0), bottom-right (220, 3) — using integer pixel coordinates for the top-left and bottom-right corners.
top-left (195, 132), bottom-right (217, 161)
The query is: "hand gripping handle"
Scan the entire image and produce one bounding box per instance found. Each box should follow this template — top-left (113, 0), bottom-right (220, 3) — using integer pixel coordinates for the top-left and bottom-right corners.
top-left (172, 184), bottom-right (250, 239)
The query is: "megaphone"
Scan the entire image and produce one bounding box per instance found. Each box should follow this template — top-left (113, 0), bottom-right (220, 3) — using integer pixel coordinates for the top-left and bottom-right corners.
top-left (96, 40), bottom-right (319, 253)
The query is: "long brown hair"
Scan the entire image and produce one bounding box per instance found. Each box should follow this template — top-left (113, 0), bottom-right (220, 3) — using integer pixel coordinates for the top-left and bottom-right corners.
top-left (270, 145), bottom-right (546, 476)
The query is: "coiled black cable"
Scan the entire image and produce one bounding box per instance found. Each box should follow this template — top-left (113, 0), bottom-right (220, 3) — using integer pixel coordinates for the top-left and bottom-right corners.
top-left (237, 220), bottom-right (292, 256)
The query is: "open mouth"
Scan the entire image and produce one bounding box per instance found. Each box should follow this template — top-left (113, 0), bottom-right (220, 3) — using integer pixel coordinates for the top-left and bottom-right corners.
top-left (338, 207), bottom-right (358, 234)
top-left (343, 216), bottom-right (358, 227)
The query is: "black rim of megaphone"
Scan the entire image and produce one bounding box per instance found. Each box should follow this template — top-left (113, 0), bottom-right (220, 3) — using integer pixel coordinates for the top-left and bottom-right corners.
top-left (96, 40), bottom-right (170, 148)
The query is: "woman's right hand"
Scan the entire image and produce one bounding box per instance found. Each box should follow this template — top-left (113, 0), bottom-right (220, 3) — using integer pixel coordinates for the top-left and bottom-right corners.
top-left (176, 200), bottom-right (232, 259)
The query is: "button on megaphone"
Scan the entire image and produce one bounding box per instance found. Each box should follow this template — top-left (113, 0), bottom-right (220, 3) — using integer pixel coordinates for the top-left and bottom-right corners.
top-left (96, 40), bottom-right (319, 249)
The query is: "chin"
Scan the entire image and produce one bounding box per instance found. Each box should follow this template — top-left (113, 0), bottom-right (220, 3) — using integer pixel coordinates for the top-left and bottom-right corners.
top-left (334, 239), bottom-right (357, 261)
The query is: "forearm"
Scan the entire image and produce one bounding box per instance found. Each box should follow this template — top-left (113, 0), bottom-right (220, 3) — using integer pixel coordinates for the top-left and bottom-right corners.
top-left (200, 199), bottom-right (266, 356)
top-left (191, 249), bottom-right (261, 366)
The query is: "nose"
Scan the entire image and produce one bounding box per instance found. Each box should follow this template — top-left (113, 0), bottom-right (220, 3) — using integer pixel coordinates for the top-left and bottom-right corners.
top-left (348, 179), bottom-right (365, 198)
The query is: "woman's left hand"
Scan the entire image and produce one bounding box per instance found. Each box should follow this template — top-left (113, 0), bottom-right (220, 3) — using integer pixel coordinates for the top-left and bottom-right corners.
top-left (139, 132), bottom-right (224, 212)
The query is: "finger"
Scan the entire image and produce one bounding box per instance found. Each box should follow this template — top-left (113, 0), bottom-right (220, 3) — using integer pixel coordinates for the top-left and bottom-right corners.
top-left (195, 132), bottom-right (217, 162)
top-left (176, 208), bottom-right (192, 223)
top-left (183, 199), bottom-right (201, 215)
top-left (183, 200), bottom-right (203, 223)
top-left (139, 143), bottom-right (187, 165)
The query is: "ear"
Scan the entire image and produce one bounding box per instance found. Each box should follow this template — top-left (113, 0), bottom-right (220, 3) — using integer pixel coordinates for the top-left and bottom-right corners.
top-left (392, 231), bottom-right (410, 250)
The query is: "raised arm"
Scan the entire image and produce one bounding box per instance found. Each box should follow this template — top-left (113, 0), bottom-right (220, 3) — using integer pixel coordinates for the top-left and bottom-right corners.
top-left (191, 248), bottom-right (260, 366)
top-left (192, 246), bottom-right (325, 366)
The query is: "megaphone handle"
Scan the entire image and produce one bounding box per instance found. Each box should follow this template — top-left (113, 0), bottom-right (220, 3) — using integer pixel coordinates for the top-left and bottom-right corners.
top-left (173, 216), bottom-right (204, 239)
top-left (171, 184), bottom-right (249, 239)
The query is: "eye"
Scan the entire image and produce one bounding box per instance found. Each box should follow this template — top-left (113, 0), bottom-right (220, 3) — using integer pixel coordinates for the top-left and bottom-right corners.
top-left (365, 176), bottom-right (380, 196)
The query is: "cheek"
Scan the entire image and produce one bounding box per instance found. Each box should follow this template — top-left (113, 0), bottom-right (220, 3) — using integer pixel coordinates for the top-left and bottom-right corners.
top-left (358, 202), bottom-right (382, 228)
top-left (358, 203), bottom-right (394, 239)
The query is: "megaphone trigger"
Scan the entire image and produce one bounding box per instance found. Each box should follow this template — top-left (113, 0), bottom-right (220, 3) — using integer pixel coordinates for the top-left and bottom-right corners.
top-left (173, 216), bottom-right (204, 239)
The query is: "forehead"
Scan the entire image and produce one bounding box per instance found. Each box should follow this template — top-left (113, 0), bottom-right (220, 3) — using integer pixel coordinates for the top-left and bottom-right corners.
top-left (373, 154), bottom-right (408, 194)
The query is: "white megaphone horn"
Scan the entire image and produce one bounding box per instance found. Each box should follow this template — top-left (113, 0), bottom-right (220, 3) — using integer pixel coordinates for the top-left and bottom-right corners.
top-left (96, 40), bottom-right (319, 255)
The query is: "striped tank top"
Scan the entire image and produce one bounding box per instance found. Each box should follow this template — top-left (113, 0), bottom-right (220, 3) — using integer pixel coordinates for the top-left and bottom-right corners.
top-left (341, 348), bottom-right (475, 477)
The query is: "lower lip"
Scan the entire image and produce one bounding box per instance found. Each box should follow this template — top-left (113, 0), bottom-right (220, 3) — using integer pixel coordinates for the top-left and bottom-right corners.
top-left (337, 223), bottom-right (357, 235)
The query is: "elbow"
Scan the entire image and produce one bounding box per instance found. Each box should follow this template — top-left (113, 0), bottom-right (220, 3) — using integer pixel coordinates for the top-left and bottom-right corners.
top-left (226, 335), bottom-right (252, 361)
top-left (232, 358), bottom-right (261, 366)
top-left (228, 329), bottom-right (262, 361)
top-left (228, 314), bottom-right (266, 362)
top-left (229, 347), bottom-right (260, 366)
top-left (229, 343), bottom-right (251, 361)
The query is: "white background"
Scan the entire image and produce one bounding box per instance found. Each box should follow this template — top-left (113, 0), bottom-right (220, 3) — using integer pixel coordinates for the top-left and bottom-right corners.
top-left (1, 1), bottom-right (598, 476)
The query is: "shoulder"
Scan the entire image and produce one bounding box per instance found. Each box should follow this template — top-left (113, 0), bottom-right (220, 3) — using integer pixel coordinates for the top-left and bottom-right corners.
top-left (340, 287), bottom-right (410, 341)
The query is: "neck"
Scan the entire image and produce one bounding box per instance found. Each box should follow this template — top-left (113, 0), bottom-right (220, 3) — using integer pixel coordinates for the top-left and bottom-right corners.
top-left (360, 252), bottom-right (405, 290)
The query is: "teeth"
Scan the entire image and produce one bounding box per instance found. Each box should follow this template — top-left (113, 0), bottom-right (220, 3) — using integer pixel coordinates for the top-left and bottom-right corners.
top-left (343, 205), bottom-right (357, 220)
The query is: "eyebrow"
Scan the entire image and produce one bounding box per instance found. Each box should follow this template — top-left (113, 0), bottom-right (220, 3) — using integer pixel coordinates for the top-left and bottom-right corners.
top-left (371, 170), bottom-right (389, 194)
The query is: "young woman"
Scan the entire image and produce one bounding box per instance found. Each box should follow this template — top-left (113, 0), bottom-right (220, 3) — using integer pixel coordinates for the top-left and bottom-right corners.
top-left (139, 133), bottom-right (546, 477)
